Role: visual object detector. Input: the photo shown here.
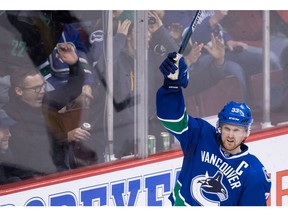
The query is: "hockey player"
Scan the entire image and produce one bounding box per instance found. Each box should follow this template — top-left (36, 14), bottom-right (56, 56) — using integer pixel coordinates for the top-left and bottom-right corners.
top-left (156, 52), bottom-right (271, 206)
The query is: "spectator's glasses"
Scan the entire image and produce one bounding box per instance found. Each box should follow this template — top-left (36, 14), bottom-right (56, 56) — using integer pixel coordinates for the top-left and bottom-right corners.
top-left (20, 82), bottom-right (46, 93)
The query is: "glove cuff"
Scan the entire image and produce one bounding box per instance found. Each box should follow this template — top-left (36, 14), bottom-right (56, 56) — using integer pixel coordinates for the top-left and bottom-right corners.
top-left (163, 79), bottom-right (181, 91)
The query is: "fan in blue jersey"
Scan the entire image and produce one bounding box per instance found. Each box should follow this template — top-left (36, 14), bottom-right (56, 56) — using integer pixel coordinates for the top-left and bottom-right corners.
top-left (156, 52), bottom-right (271, 206)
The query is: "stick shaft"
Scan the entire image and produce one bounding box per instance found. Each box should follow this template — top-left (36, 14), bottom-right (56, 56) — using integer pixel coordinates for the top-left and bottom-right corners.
top-left (178, 10), bottom-right (202, 54)
top-left (168, 10), bottom-right (202, 80)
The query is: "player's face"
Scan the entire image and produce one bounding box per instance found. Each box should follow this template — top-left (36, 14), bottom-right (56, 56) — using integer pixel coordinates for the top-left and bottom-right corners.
top-left (220, 124), bottom-right (247, 154)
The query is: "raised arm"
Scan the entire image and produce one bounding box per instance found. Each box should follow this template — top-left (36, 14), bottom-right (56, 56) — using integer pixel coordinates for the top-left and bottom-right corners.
top-left (156, 52), bottom-right (189, 138)
top-left (45, 42), bottom-right (85, 110)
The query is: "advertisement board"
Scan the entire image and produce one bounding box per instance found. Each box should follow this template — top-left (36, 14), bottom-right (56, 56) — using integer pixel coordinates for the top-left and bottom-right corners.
top-left (0, 128), bottom-right (288, 206)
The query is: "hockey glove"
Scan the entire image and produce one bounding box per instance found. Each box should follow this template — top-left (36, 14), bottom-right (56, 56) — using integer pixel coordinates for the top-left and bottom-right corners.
top-left (159, 52), bottom-right (189, 90)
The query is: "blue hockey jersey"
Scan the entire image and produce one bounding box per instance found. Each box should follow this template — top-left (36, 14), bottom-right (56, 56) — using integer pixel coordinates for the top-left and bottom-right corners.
top-left (156, 86), bottom-right (271, 206)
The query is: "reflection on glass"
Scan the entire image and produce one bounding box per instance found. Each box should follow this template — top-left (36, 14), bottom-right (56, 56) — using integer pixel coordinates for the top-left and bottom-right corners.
top-left (0, 10), bottom-right (288, 187)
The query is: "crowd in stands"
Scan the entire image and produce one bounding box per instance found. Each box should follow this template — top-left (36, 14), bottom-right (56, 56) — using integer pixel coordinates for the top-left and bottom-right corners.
top-left (0, 10), bottom-right (287, 185)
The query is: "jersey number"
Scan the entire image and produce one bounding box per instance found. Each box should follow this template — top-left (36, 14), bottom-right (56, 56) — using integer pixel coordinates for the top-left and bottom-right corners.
top-left (11, 39), bottom-right (26, 57)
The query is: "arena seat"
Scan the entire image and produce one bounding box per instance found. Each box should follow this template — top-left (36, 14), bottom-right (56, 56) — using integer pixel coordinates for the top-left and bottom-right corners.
top-left (186, 75), bottom-right (245, 118)
top-left (248, 70), bottom-right (284, 109)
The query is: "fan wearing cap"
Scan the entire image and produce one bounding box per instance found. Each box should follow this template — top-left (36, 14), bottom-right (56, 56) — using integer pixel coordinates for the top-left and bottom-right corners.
top-left (0, 109), bottom-right (16, 154)
top-left (0, 108), bottom-right (47, 185)
top-left (0, 108), bottom-right (32, 184)
top-left (156, 52), bottom-right (271, 206)
top-left (0, 108), bottom-right (18, 184)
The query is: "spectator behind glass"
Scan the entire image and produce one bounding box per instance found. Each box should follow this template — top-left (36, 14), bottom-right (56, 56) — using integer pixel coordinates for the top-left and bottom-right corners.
top-left (0, 108), bottom-right (39, 184)
top-left (93, 10), bottom-right (224, 157)
top-left (0, 11), bottom-right (35, 108)
top-left (3, 11), bottom-right (94, 111)
top-left (39, 23), bottom-right (95, 111)
top-left (163, 10), bottom-right (214, 48)
top-left (221, 11), bottom-right (288, 63)
top-left (95, 12), bottom-right (136, 159)
top-left (183, 33), bottom-right (226, 97)
top-left (0, 75), bottom-right (10, 108)
top-left (191, 10), bottom-right (281, 106)
top-left (0, 109), bottom-right (15, 154)
top-left (3, 43), bottom-right (87, 178)
top-left (163, 11), bottom-right (227, 110)
top-left (0, 108), bottom-right (19, 184)
top-left (221, 10), bottom-right (288, 113)
top-left (93, 10), bottom-right (180, 157)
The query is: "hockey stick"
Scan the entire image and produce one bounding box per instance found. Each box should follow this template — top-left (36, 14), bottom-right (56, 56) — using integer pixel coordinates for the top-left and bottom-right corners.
top-left (168, 10), bottom-right (202, 80)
